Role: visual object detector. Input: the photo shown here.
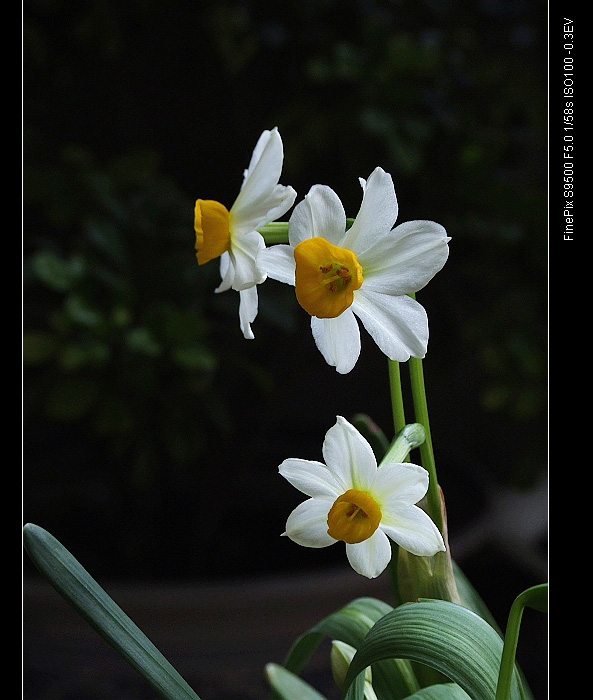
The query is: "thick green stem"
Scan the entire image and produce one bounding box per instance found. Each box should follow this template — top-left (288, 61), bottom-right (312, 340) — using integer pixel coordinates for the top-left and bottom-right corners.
top-left (408, 356), bottom-right (443, 533)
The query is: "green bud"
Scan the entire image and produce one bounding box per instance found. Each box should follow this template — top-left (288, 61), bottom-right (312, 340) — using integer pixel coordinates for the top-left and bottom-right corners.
top-left (330, 640), bottom-right (378, 700)
top-left (380, 423), bottom-right (426, 465)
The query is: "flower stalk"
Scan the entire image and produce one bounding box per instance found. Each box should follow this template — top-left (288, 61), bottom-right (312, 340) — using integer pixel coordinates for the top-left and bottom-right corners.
top-left (258, 221), bottom-right (289, 244)
top-left (408, 353), bottom-right (443, 533)
top-left (388, 359), bottom-right (407, 437)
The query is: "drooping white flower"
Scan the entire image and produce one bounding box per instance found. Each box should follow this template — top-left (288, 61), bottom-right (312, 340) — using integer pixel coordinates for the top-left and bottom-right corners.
top-left (259, 167), bottom-right (450, 372)
top-left (279, 416), bottom-right (445, 579)
top-left (194, 128), bottom-right (296, 339)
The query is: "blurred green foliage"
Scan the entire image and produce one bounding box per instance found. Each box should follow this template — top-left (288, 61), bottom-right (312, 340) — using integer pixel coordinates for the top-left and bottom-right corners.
top-left (23, 0), bottom-right (546, 578)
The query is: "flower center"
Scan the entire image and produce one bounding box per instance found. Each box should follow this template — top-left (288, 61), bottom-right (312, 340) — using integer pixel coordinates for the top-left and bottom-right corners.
top-left (294, 237), bottom-right (363, 318)
top-left (327, 489), bottom-right (381, 544)
top-left (194, 199), bottom-right (231, 265)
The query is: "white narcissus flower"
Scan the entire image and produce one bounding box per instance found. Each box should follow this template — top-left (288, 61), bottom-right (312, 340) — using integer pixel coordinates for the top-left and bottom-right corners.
top-left (194, 128), bottom-right (296, 339)
top-left (259, 167), bottom-right (450, 372)
top-left (279, 416), bottom-right (445, 579)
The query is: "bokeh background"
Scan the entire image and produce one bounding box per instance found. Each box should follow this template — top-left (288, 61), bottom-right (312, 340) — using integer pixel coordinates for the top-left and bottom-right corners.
top-left (23, 0), bottom-right (548, 698)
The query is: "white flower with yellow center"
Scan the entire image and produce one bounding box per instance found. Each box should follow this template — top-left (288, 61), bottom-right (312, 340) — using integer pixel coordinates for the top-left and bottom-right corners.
top-left (259, 167), bottom-right (450, 372)
top-left (194, 128), bottom-right (296, 339)
top-left (279, 416), bottom-right (445, 579)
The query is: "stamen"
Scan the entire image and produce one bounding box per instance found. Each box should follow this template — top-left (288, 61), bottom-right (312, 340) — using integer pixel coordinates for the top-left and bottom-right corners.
top-left (294, 238), bottom-right (363, 318)
top-left (327, 489), bottom-right (381, 544)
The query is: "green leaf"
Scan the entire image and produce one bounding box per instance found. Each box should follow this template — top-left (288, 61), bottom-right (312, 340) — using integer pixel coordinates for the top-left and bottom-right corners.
top-left (341, 600), bottom-right (523, 700)
top-left (172, 346), bottom-right (217, 372)
top-left (125, 327), bottom-right (162, 356)
top-left (23, 524), bottom-right (202, 700)
top-left (22, 332), bottom-right (58, 364)
top-left (518, 583), bottom-right (547, 613)
top-left (64, 294), bottom-right (104, 327)
top-left (265, 663), bottom-right (329, 700)
top-left (453, 563), bottom-right (536, 700)
top-left (496, 584), bottom-right (547, 700)
top-left (452, 560), bottom-right (502, 634)
top-left (283, 597), bottom-right (419, 700)
top-left (405, 683), bottom-right (472, 700)
top-left (31, 251), bottom-right (85, 291)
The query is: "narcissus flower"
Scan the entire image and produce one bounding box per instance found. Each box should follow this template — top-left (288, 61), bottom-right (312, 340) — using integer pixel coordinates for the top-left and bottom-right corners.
top-left (279, 416), bottom-right (445, 579)
top-left (194, 128), bottom-right (296, 339)
top-left (259, 167), bottom-right (449, 372)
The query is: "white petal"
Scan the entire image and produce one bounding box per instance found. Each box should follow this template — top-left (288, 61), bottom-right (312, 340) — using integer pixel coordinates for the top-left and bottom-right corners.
top-left (238, 286), bottom-right (258, 339)
top-left (229, 230), bottom-right (266, 291)
top-left (231, 128), bottom-right (296, 233)
top-left (322, 416), bottom-right (377, 492)
top-left (288, 185), bottom-right (346, 247)
top-left (284, 498), bottom-right (335, 548)
top-left (258, 244), bottom-right (296, 285)
top-left (215, 252), bottom-right (233, 293)
top-left (345, 529), bottom-right (392, 579)
top-left (232, 184), bottom-right (297, 235)
top-left (311, 311), bottom-right (361, 374)
top-left (279, 458), bottom-right (342, 499)
top-left (359, 220), bottom-right (450, 296)
top-left (242, 129), bottom-right (281, 184)
top-left (371, 462), bottom-right (429, 506)
top-left (340, 168), bottom-right (398, 254)
top-left (380, 505), bottom-right (445, 556)
top-left (352, 290), bottom-right (428, 361)
top-left (234, 128), bottom-right (283, 214)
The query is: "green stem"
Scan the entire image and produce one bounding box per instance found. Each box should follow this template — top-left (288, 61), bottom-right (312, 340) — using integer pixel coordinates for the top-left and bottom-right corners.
top-left (258, 217), bottom-right (355, 245)
top-left (386, 359), bottom-right (408, 605)
top-left (408, 356), bottom-right (442, 533)
top-left (388, 359), bottom-right (406, 436)
top-left (257, 221), bottom-right (289, 244)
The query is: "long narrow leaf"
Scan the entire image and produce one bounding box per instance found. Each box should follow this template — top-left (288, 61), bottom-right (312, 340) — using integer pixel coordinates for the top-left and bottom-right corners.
top-left (405, 684), bottom-right (472, 700)
top-left (23, 523), bottom-right (202, 700)
top-left (283, 597), bottom-right (419, 700)
top-left (496, 584), bottom-right (547, 700)
top-left (452, 560), bottom-right (502, 634)
top-left (265, 663), bottom-right (329, 700)
top-left (341, 599), bottom-right (523, 700)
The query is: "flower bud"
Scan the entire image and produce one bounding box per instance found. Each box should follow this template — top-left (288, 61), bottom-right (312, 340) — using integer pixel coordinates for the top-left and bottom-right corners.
top-left (330, 640), bottom-right (378, 700)
top-left (380, 423), bottom-right (426, 465)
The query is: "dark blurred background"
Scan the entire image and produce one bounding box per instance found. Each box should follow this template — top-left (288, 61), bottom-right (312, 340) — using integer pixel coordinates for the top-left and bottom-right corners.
top-left (23, 0), bottom-right (548, 698)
